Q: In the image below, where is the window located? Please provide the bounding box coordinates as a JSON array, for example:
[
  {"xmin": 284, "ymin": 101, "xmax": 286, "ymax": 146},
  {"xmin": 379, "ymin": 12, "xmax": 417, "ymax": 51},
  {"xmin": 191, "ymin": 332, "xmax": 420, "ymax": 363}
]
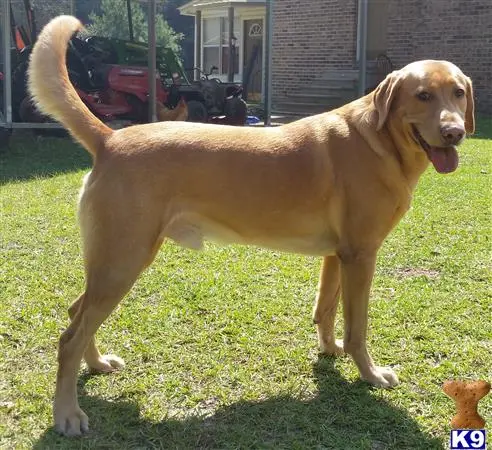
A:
[
  {"xmin": 221, "ymin": 18, "xmax": 240, "ymax": 75},
  {"xmin": 203, "ymin": 18, "xmax": 220, "ymax": 74},
  {"xmin": 202, "ymin": 17, "xmax": 240, "ymax": 76}
]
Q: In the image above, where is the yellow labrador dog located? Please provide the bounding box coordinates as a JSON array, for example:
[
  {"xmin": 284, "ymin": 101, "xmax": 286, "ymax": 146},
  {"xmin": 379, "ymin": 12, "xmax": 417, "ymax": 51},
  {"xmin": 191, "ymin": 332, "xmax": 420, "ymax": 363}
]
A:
[{"xmin": 28, "ymin": 16, "xmax": 474, "ymax": 436}]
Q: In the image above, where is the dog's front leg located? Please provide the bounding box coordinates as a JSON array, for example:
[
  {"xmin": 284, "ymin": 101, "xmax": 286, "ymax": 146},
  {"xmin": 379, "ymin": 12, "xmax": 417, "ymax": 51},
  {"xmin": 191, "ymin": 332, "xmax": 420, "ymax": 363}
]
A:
[
  {"xmin": 340, "ymin": 251, "xmax": 399, "ymax": 388},
  {"xmin": 313, "ymin": 256, "xmax": 344, "ymax": 356}
]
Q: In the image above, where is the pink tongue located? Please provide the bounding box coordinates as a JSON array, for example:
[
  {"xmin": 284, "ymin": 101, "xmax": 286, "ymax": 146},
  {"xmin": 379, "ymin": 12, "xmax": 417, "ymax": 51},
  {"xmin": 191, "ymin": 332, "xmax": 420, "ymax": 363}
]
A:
[{"xmin": 428, "ymin": 147, "xmax": 459, "ymax": 174}]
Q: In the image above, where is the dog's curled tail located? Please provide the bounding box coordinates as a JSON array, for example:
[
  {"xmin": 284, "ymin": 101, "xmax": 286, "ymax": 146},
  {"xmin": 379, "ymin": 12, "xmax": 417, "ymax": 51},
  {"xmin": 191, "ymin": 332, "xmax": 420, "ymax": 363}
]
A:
[{"xmin": 28, "ymin": 16, "xmax": 112, "ymax": 157}]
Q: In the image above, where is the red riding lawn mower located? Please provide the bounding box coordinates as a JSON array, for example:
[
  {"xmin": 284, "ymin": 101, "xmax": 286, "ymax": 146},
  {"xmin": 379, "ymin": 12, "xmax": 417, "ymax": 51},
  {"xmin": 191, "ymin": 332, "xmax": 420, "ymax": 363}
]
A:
[
  {"xmin": 1, "ymin": 0, "xmax": 247, "ymax": 132},
  {"xmin": 72, "ymin": 65, "xmax": 168, "ymax": 124},
  {"xmin": 1, "ymin": 0, "xmax": 172, "ymax": 128},
  {"xmin": 17, "ymin": 35, "xmax": 171, "ymax": 127}
]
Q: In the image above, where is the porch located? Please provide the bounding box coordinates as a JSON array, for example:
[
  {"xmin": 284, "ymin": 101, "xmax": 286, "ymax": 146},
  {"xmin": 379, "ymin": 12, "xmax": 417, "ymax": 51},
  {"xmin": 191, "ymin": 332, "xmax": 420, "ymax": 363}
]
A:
[
  {"xmin": 271, "ymin": 0, "xmax": 392, "ymax": 119},
  {"xmin": 179, "ymin": 0, "xmax": 266, "ymax": 102}
]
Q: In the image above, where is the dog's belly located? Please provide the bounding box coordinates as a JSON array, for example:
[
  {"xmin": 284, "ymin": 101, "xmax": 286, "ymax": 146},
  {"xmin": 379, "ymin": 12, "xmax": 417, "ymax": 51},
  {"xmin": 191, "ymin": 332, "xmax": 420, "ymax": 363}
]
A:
[
  {"xmin": 165, "ymin": 213, "xmax": 337, "ymax": 256},
  {"xmin": 247, "ymin": 235, "xmax": 337, "ymax": 256}
]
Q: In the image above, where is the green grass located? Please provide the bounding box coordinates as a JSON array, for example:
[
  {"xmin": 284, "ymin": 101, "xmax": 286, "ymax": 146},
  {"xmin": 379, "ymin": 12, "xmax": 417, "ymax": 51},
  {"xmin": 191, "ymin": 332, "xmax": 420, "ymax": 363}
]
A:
[{"xmin": 1, "ymin": 124, "xmax": 491, "ymax": 449}]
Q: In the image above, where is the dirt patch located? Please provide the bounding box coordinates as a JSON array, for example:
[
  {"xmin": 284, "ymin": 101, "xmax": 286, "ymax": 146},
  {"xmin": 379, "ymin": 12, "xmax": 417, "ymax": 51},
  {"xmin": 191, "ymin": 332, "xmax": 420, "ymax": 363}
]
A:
[{"xmin": 394, "ymin": 268, "xmax": 440, "ymax": 279}]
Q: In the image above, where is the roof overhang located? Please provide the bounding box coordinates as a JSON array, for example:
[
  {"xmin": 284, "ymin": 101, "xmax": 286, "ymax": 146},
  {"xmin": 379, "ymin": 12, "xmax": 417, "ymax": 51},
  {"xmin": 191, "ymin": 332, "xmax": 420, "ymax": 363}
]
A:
[{"xmin": 179, "ymin": 0, "xmax": 266, "ymax": 16}]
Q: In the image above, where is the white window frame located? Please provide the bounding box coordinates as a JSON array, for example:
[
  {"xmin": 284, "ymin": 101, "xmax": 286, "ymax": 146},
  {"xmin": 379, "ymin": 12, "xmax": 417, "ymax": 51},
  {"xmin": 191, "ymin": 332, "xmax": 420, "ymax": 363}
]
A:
[{"xmin": 200, "ymin": 8, "xmax": 266, "ymax": 84}]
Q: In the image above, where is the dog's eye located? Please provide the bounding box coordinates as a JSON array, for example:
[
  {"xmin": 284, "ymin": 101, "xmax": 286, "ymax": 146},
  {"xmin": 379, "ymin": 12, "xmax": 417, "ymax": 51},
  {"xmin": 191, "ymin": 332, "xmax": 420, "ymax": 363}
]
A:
[
  {"xmin": 455, "ymin": 88, "xmax": 465, "ymax": 98},
  {"xmin": 416, "ymin": 91, "xmax": 432, "ymax": 102}
]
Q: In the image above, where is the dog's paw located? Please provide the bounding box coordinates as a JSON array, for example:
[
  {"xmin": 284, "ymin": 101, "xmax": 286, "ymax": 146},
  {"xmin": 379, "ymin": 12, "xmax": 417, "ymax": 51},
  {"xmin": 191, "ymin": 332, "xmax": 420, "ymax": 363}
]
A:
[
  {"xmin": 88, "ymin": 354, "xmax": 125, "ymax": 373},
  {"xmin": 362, "ymin": 366, "xmax": 399, "ymax": 388},
  {"xmin": 54, "ymin": 405, "xmax": 89, "ymax": 436},
  {"xmin": 319, "ymin": 339, "xmax": 345, "ymax": 356}
]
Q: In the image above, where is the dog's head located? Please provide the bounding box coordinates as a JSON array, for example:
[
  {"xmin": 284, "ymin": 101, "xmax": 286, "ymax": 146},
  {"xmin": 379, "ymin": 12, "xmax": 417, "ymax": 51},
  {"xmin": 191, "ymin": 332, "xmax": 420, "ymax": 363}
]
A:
[{"xmin": 372, "ymin": 60, "xmax": 474, "ymax": 174}]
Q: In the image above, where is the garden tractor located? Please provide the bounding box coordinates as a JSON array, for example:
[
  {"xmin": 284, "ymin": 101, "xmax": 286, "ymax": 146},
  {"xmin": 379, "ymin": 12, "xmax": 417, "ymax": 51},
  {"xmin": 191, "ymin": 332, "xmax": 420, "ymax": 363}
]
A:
[{"xmin": 1, "ymin": 0, "xmax": 246, "ymax": 127}]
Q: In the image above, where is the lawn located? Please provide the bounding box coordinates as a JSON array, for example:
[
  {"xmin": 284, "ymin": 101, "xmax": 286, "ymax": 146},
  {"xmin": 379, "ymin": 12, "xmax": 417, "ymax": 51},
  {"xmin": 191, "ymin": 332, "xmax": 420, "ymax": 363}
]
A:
[{"xmin": 1, "ymin": 121, "xmax": 491, "ymax": 449}]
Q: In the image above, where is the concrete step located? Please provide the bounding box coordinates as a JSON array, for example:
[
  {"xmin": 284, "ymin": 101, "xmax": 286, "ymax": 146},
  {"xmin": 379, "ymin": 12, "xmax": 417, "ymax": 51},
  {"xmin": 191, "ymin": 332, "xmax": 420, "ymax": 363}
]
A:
[
  {"xmin": 268, "ymin": 114, "xmax": 305, "ymax": 124},
  {"xmin": 270, "ymin": 110, "xmax": 317, "ymax": 121},
  {"xmin": 271, "ymin": 109, "xmax": 308, "ymax": 117},
  {"xmin": 272, "ymin": 69, "xmax": 361, "ymax": 118},
  {"xmin": 274, "ymin": 101, "xmax": 334, "ymax": 110},
  {"xmin": 286, "ymin": 92, "xmax": 356, "ymax": 105},
  {"xmin": 272, "ymin": 102, "xmax": 340, "ymax": 117},
  {"xmin": 316, "ymin": 70, "xmax": 359, "ymax": 82},
  {"xmin": 305, "ymin": 82, "xmax": 357, "ymax": 91},
  {"xmin": 275, "ymin": 96, "xmax": 349, "ymax": 110},
  {"xmin": 287, "ymin": 92, "xmax": 339, "ymax": 100}
]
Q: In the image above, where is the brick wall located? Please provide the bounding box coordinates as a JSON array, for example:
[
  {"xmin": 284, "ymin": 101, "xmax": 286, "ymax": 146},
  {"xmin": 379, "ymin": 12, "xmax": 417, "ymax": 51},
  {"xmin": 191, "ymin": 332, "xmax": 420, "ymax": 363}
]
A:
[
  {"xmin": 272, "ymin": 0, "xmax": 491, "ymax": 114},
  {"xmin": 386, "ymin": 0, "xmax": 492, "ymax": 114},
  {"xmin": 271, "ymin": 0, "xmax": 357, "ymax": 101}
]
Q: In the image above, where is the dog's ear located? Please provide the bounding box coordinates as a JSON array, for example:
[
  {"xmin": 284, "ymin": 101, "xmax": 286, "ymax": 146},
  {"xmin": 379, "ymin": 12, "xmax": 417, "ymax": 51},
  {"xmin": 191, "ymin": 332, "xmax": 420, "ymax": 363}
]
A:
[
  {"xmin": 373, "ymin": 71, "xmax": 403, "ymax": 131},
  {"xmin": 464, "ymin": 76, "xmax": 475, "ymax": 135}
]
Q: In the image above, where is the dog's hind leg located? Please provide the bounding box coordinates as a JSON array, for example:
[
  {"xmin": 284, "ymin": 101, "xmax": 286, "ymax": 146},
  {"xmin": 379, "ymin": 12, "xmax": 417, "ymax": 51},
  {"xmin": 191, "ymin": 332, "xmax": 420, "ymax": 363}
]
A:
[
  {"xmin": 68, "ymin": 294, "xmax": 125, "ymax": 373},
  {"xmin": 313, "ymin": 256, "xmax": 344, "ymax": 356},
  {"xmin": 67, "ymin": 235, "xmax": 164, "ymax": 373},
  {"xmin": 54, "ymin": 230, "xmax": 163, "ymax": 436}
]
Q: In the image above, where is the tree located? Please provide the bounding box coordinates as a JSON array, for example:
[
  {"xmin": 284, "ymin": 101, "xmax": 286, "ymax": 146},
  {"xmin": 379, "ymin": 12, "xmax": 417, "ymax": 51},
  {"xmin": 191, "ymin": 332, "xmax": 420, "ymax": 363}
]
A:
[
  {"xmin": 85, "ymin": 0, "xmax": 182, "ymax": 54},
  {"xmin": 161, "ymin": 0, "xmax": 195, "ymax": 68}
]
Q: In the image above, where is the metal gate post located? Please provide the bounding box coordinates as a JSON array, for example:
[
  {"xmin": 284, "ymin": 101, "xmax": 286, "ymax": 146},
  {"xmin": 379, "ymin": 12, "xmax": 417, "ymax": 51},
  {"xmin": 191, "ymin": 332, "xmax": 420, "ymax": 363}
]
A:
[
  {"xmin": 3, "ymin": 0, "xmax": 12, "ymax": 126},
  {"xmin": 263, "ymin": 0, "xmax": 273, "ymax": 126},
  {"xmin": 148, "ymin": 0, "xmax": 157, "ymax": 122}
]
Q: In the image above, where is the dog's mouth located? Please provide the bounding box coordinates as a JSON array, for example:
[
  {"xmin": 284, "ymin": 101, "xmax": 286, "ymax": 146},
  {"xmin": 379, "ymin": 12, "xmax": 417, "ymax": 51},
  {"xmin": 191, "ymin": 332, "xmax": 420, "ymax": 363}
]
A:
[{"xmin": 412, "ymin": 125, "xmax": 459, "ymax": 174}]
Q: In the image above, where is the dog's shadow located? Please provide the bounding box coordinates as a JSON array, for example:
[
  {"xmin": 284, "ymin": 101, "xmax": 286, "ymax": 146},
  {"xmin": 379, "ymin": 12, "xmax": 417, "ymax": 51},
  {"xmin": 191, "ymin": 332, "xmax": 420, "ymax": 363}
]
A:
[
  {"xmin": 0, "ymin": 133, "xmax": 89, "ymax": 185},
  {"xmin": 33, "ymin": 357, "xmax": 443, "ymax": 449}
]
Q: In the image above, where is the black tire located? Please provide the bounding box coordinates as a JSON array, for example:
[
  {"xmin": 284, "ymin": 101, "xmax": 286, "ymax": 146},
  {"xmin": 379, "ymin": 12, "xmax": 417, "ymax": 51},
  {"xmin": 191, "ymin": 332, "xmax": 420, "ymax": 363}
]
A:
[
  {"xmin": 0, "ymin": 81, "xmax": 11, "ymax": 149},
  {"xmin": 186, "ymin": 100, "xmax": 208, "ymax": 122},
  {"xmin": 18, "ymin": 96, "xmax": 46, "ymax": 123},
  {"xmin": 0, "ymin": 127, "xmax": 11, "ymax": 149},
  {"xmin": 125, "ymin": 94, "xmax": 147, "ymax": 123},
  {"xmin": 12, "ymin": 61, "xmax": 29, "ymax": 121},
  {"xmin": 224, "ymin": 97, "xmax": 247, "ymax": 125}
]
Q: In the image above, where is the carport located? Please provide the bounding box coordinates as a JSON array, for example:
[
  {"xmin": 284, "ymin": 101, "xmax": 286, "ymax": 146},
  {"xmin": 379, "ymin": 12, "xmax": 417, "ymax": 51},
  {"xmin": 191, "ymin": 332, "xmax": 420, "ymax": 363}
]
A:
[
  {"xmin": 0, "ymin": 0, "xmax": 368, "ymax": 133},
  {"xmin": 0, "ymin": 0, "xmax": 161, "ymax": 135}
]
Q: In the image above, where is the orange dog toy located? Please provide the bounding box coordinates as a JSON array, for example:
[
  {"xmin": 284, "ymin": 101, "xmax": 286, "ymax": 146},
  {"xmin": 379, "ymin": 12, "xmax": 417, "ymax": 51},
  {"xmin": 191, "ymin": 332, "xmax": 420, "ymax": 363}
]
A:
[{"xmin": 443, "ymin": 380, "xmax": 491, "ymax": 429}]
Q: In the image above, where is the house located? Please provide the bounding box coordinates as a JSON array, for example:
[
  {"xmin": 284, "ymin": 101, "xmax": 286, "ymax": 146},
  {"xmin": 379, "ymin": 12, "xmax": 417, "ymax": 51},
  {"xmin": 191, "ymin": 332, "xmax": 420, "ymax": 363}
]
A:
[
  {"xmin": 179, "ymin": 0, "xmax": 267, "ymax": 102},
  {"xmin": 272, "ymin": 0, "xmax": 491, "ymax": 116},
  {"xmin": 181, "ymin": 0, "xmax": 491, "ymax": 115}
]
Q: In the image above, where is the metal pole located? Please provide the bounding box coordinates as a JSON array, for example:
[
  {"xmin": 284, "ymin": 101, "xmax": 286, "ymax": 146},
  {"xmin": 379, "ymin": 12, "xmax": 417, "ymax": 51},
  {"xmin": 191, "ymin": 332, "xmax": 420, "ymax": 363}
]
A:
[
  {"xmin": 264, "ymin": 0, "xmax": 273, "ymax": 126},
  {"xmin": 148, "ymin": 0, "xmax": 157, "ymax": 122},
  {"xmin": 127, "ymin": 0, "xmax": 134, "ymax": 41},
  {"xmin": 227, "ymin": 6, "xmax": 234, "ymax": 83},
  {"xmin": 357, "ymin": 0, "xmax": 368, "ymax": 97},
  {"xmin": 194, "ymin": 10, "xmax": 202, "ymax": 81},
  {"xmin": 3, "ymin": 0, "xmax": 12, "ymax": 126}
]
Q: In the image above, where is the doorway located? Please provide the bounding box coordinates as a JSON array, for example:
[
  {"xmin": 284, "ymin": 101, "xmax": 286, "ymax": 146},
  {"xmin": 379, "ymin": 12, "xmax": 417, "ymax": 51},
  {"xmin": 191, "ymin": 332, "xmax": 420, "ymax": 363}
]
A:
[{"xmin": 242, "ymin": 19, "xmax": 263, "ymax": 101}]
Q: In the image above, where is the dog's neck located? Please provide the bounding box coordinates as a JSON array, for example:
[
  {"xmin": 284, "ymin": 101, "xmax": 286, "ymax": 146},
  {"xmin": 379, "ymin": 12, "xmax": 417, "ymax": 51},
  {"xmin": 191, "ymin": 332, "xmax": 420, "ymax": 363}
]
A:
[
  {"xmin": 346, "ymin": 97, "xmax": 427, "ymax": 196},
  {"xmin": 385, "ymin": 115, "xmax": 430, "ymax": 190}
]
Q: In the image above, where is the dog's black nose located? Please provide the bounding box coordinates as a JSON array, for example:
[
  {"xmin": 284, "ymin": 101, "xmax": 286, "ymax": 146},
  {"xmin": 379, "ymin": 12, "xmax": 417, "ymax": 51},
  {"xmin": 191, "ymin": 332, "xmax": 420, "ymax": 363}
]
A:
[{"xmin": 440, "ymin": 124, "xmax": 465, "ymax": 145}]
